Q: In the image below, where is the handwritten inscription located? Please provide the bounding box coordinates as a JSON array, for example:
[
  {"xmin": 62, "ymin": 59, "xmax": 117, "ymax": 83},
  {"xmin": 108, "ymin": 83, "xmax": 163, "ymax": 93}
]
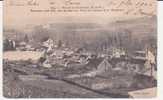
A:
[
  {"xmin": 9, "ymin": 0, "xmax": 39, "ymax": 6},
  {"xmin": 8, "ymin": 0, "xmax": 156, "ymax": 16},
  {"xmin": 27, "ymin": 0, "xmax": 39, "ymax": 6},
  {"xmin": 65, "ymin": 0, "xmax": 81, "ymax": 6}
]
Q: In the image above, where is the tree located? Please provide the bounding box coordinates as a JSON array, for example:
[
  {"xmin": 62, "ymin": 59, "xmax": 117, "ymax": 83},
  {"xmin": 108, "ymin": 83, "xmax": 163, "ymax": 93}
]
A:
[
  {"xmin": 24, "ymin": 34, "xmax": 29, "ymax": 43},
  {"xmin": 58, "ymin": 40, "xmax": 62, "ymax": 48}
]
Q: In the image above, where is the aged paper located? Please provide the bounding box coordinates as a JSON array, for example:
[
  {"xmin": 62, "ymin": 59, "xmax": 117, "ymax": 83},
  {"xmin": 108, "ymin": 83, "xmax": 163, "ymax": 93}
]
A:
[{"xmin": 3, "ymin": 0, "xmax": 157, "ymax": 98}]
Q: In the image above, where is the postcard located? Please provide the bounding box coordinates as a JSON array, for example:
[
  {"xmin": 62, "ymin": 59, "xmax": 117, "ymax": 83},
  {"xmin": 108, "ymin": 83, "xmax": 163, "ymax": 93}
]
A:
[{"xmin": 3, "ymin": 0, "xmax": 157, "ymax": 98}]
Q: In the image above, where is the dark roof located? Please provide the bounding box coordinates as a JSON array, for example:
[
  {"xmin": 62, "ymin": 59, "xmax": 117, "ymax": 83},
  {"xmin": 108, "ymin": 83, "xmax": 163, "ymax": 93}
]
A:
[
  {"xmin": 87, "ymin": 58, "xmax": 104, "ymax": 69},
  {"xmin": 109, "ymin": 57, "xmax": 146, "ymax": 66},
  {"xmin": 62, "ymin": 58, "xmax": 105, "ymax": 75}
]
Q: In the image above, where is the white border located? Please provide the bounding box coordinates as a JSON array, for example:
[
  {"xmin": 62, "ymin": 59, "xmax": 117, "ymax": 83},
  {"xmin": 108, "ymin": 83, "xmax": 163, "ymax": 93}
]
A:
[
  {"xmin": 0, "ymin": 1, "xmax": 3, "ymax": 99},
  {"xmin": 0, "ymin": 1, "xmax": 163, "ymax": 100},
  {"xmin": 157, "ymin": 1, "xmax": 163, "ymax": 100}
]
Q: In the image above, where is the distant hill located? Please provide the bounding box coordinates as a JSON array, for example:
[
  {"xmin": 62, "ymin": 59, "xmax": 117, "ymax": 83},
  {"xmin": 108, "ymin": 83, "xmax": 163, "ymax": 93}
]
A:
[
  {"xmin": 109, "ymin": 16, "xmax": 157, "ymax": 38},
  {"xmin": 4, "ymin": 16, "xmax": 157, "ymax": 50}
]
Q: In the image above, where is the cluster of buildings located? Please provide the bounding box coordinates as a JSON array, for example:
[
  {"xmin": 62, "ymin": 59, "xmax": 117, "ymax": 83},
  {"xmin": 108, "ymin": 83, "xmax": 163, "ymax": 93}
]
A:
[
  {"xmin": 3, "ymin": 36, "xmax": 157, "ymax": 98},
  {"xmin": 3, "ymin": 36, "xmax": 157, "ymax": 79}
]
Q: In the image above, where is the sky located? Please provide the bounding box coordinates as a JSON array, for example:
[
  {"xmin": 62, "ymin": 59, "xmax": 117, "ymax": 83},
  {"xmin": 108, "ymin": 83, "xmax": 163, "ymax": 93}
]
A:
[{"xmin": 4, "ymin": 0, "xmax": 157, "ymax": 29}]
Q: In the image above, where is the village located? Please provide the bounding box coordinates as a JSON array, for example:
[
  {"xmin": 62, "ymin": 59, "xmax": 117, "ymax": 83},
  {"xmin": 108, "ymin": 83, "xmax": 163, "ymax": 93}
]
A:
[{"xmin": 3, "ymin": 32, "xmax": 157, "ymax": 98}]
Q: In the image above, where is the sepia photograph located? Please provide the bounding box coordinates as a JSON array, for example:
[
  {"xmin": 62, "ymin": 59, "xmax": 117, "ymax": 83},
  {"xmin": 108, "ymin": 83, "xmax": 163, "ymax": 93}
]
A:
[{"xmin": 3, "ymin": 0, "xmax": 157, "ymax": 98}]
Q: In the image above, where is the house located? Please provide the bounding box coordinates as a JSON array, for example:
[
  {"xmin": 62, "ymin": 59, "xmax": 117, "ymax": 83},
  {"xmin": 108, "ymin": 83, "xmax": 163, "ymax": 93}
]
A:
[
  {"xmin": 146, "ymin": 50, "xmax": 156, "ymax": 65},
  {"xmin": 83, "ymin": 58, "xmax": 112, "ymax": 77},
  {"xmin": 50, "ymin": 50, "xmax": 64, "ymax": 59},
  {"xmin": 42, "ymin": 38, "xmax": 54, "ymax": 48},
  {"xmin": 132, "ymin": 51, "xmax": 146, "ymax": 61},
  {"xmin": 97, "ymin": 58, "xmax": 112, "ymax": 73},
  {"xmin": 42, "ymin": 59, "xmax": 52, "ymax": 68},
  {"xmin": 3, "ymin": 38, "xmax": 16, "ymax": 51},
  {"xmin": 111, "ymin": 48, "xmax": 126, "ymax": 58},
  {"xmin": 42, "ymin": 38, "xmax": 55, "ymax": 52},
  {"xmin": 131, "ymin": 50, "xmax": 156, "ymax": 78},
  {"xmin": 79, "ymin": 55, "xmax": 89, "ymax": 64},
  {"xmin": 65, "ymin": 57, "xmax": 113, "ymax": 78}
]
